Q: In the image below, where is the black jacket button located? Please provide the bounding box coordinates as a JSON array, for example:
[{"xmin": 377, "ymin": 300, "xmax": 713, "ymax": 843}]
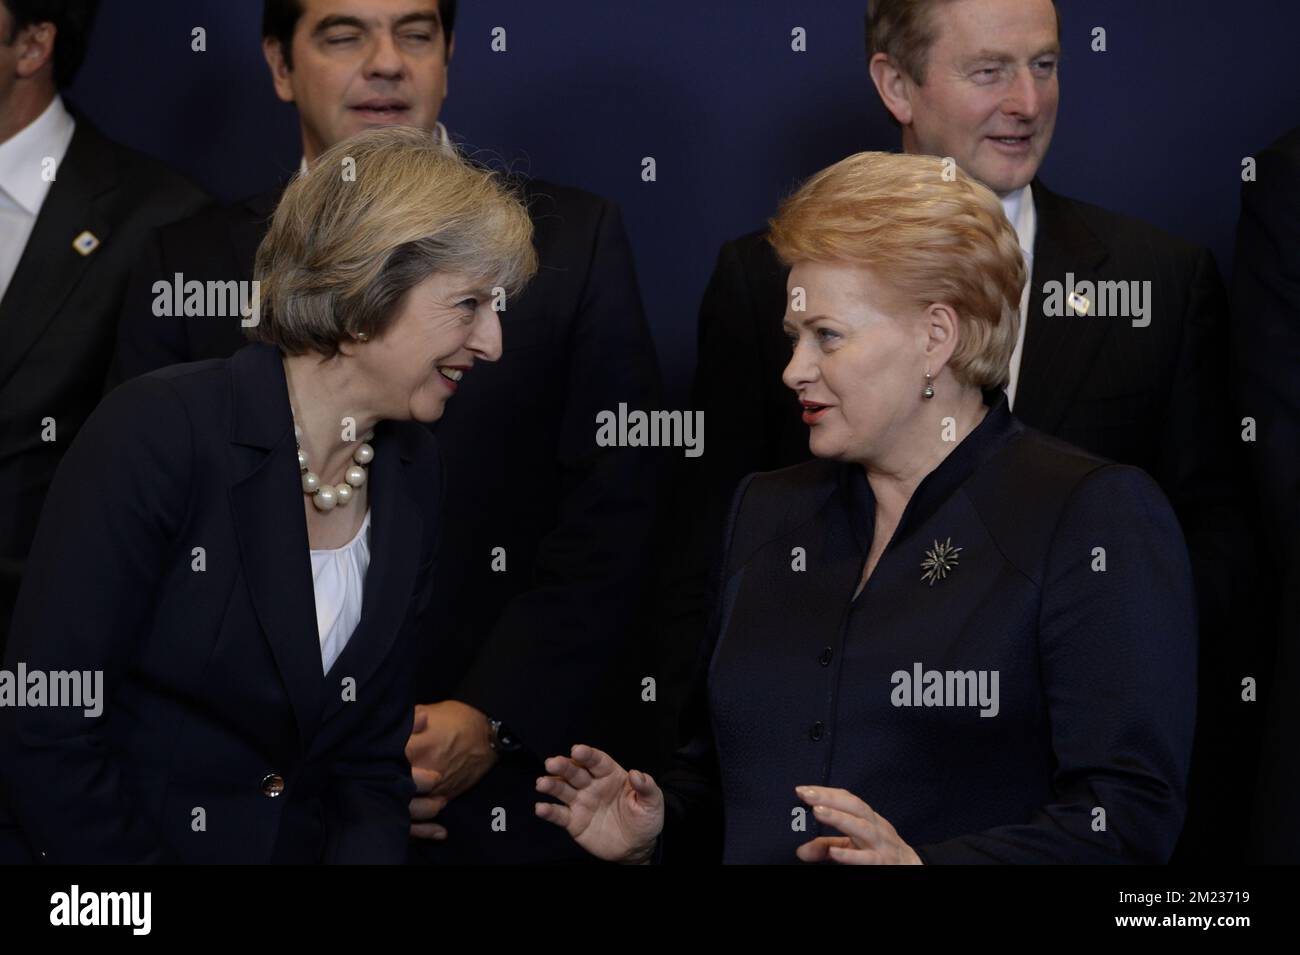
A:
[
  {"xmin": 810, "ymin": 721, "xmax": 825, "ymax": 741},
  {"xmin": 261, "ymin": 773, "xmax": 285, "ymax": 798},
  {"xmin": 819, "ymin": 646, "xmax": 833, "ymax": 666}
]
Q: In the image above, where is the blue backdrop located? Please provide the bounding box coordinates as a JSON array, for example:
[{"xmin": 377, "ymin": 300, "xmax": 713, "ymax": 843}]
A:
[{"xmin": 69, "ymin": 0, "xmax": 1300, "ymax": 402}]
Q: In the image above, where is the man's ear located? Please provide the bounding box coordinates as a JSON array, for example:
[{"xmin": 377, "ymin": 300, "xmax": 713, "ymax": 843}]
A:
[
  {"xmin": 262, "ymin": 37, "xmax": 296, "ymax": 104},
  {"xmin": 868, "ymin": 52, "xmax": 914, "ymax": 127},
  {"xmin": 14, "ymin": 20, "xmax": 57, "ymax": 81}
]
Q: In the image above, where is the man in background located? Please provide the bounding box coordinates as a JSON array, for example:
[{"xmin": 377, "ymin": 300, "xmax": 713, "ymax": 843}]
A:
[
  {"xmin": 1233, "ymin": 126, "xmax": 1300, "ymax": 863},
  {"xmin": 0, "ymin": 0, "xmax": 208, "ymax": 660}
]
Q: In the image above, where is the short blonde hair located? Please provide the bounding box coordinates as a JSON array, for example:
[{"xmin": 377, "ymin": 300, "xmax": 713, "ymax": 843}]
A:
[
  {"xmin": 252, "ymin": 125, "xmax": 538, "ymax": 357},
  {"xmin": 768, "ymin": 151, "xmax": 1026, "ymax": 390}
]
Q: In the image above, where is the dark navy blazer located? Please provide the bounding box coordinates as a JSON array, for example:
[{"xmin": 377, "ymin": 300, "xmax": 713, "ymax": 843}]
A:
[
  {"xmin": 661, "ymin": 392, "xmax": 1198, "ymax": 864},
  {"xmin": 0, "ymin": 343, "xmax": 442, "ymax": 863}
]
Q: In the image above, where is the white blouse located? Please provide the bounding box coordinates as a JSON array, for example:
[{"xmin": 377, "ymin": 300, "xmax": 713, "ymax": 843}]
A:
[{"xmin": 310, "ymin": 509, "xmax": 371, "ymax": 674}]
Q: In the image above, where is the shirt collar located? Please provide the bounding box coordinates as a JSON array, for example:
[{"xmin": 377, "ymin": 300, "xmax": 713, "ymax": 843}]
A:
[
  {"xmin": 1000, "ymin": 182, "xmax": 1037, "ymax": 262},
  {"xmin": 297, "ymin": 120, "xmax": 450, "ymax": 176},
  {"xmin": 0, "ymin": 95, "xmax": 76, "ymax": 214},
  {"xmin": 840, "ymin": 389, "xmax": 1021, "ymax": 555}
]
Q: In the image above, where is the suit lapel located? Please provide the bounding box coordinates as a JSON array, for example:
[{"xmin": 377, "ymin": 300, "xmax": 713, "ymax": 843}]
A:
[
  {"xmin": 1015, "ymin": 180, "xmax": 1112, "ymax": 434},
  {"xmin": 320, "ymin": 421, "xmax": 423, "ymax": 723},
  {"xmin": 226, "ymin": 344, "xmax": 326, "ymax": 743},
  {"xmin": 0, "ymin": 120, "xmax": 114, "ymax": 390}
]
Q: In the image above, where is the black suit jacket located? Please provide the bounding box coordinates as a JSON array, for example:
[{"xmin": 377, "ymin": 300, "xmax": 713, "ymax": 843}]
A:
[
  {"xmin": 660, "ymin": 393, "xmax": 1197, "ymax": 864},
  {"xmin": 111, "ymin": 178, "xmax": 663, "ymax": 863},
  {"xmin": 675, "ymin": 178, "xmax": 1255, "ymax": 860},
  {"xmin": 1232, "ymin": 126, "xmax": 1300, "ymax": 862},
  {"xmin": 0, "ymin": 343, "xmax": 443, "ymax": 863},
  {"xmin": 0, "ymin": 116, "xmax": 209, "ymax": 657}
]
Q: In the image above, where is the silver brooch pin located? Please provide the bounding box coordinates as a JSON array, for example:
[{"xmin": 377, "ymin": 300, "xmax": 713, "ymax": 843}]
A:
[{"xmin": 921, "ymin": 537, "xmax": 962, "ymax": 586}]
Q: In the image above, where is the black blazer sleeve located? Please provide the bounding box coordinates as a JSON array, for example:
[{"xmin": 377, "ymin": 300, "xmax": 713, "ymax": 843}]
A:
[
  {"xmin": 450, "ymin": 201, "xmax": 662, "ymax": 758},
  {"xmin": 1232, "ymin": 130, "xmax": 1300, "ymax": 861},
  {"xmin": 1233, "ymin": 134, "xmax": 1300, "ymax": 559},
  {"xmin": 1159, "ymin": 249, "xmax": 1253, "ymax": 639},
  {"xmin": 916, "ymin": 466, "xmax": 1198, "ymax": 864},
  {"xmin": 324, "ymin": 672, "xmax": 417, "ymax": 863},
  {"xmin": 0, "ymin": 377, "xmax": 192, "ymax": 863}
]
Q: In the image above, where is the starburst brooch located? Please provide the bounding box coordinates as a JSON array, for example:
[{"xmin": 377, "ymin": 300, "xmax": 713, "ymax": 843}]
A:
[{"xmin": 920, "ymin": 537, "xmax": 962, "ymax": 586}]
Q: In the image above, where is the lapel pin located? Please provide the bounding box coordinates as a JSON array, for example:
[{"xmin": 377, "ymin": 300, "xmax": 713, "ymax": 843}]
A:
[
  {"xmin": 1067, "ymin": 290, "xmax": 1091, "ymax": 315},
  {"xmin": 921, "ymin": 537, "xmax": 962, "ymax": 586},
  {"xmin": 72, "ymin": 230, "xmax": 100, "ymax": 256}
]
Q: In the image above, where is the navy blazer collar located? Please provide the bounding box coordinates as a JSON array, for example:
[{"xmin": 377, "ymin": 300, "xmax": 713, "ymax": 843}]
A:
[
  {"xmin": 226, "ymin": 343, "xmax": 425, "ymax": 741},
  {"xmin": 841, "ymin": 389, "xmax": 1021, "ymax": 555}
]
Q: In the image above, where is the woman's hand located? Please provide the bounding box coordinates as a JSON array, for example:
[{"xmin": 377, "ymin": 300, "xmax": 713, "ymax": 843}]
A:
[
  {"xmin": 535, "ymin": 744, "xmax": 664, "ymax": 864},
  {"xmin": 794, "ymin": 786, "xmax": 923, "ymax": 865}
]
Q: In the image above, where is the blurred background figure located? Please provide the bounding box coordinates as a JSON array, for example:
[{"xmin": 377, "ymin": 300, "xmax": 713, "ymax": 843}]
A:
[
  {"xmin": 1232, "ymin": 125, "xmax": 1300, "ymax": 863},
  {"xmin": 0, "ymin": 0, "xmax": 207, "ymax": 658}
]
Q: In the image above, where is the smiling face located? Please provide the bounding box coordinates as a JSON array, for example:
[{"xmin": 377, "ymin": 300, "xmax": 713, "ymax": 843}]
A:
[
  {"xmin": 782, "ymin": 262, "xmax": 939, "ymax": 465},
  {"xmin": 352, "ymin": 269, "xmax": 502, "ymax": 423},
  {"xmin": 875, "ymin": 0, "xmax": 1060, "ymax": 196},
  {"xmin": 265, "ymin": 0, "xmax": 452, "ymax": 163}
]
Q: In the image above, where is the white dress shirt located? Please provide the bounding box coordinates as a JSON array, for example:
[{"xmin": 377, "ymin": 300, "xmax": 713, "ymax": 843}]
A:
[
  {"xmin": 1000, "ymin": 183, "xmax": 1038, "ymax": 409},
  {"xmin": 310, "ymin": 508, "xmax": 371, "ymax": 674},
  {"xmin": 0, "ymin": 95, "xmax": 76, "ymax": 303}
]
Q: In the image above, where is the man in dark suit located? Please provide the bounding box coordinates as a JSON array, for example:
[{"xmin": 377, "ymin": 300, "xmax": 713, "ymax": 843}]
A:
[
  {"xmin": 0, "ymin": 0, "xmax": 209, "ymax": 659},
  {"xmin": 674, "ymin": 0, "xmax": 1254, "ymax": 861},
  {"xmin": 1232, "ymin": 126, "xmax": 1300, "ymax": 863},
  {"xmin": 112, "ymin": 0, "xmax": 662, "ymax": 864}
]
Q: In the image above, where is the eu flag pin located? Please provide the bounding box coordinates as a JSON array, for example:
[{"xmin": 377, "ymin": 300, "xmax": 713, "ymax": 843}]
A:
[
  {"xmin": 72, "ymin": 231, "xmax": 100, "ymax": 256},
  {"xmin": 1067, "ymin": 291, "xmax": 1091, "ymax": 315}
]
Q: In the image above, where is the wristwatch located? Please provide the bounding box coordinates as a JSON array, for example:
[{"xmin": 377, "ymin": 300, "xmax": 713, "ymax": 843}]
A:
[{"xmin": 487, "ymin": 717, "xmax": 521, "ymax": 753}]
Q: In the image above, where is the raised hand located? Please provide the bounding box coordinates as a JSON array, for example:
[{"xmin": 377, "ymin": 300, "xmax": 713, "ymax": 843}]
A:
[{"xmin": 534, "ymin": 744, "xmax": 664, "ymax": 863}]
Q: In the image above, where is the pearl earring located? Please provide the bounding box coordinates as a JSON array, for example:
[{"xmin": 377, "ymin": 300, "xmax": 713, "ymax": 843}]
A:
[{"xmin": 922, "ymin": 370, "xmax": 935, "ymax": 400}]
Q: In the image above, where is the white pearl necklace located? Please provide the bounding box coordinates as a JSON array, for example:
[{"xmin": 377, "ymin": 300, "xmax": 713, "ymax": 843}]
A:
[{"xmin": 295, "ymin": 423, "xmax": 374, "ymax": 512}]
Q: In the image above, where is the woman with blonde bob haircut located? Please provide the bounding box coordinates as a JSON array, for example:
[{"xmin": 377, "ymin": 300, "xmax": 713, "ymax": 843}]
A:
[
  {"xmin": 537, "ymin": 152, "xmax": 1199, "ymax": 866},
  {"xmin": 0, "ymin": 126, "xmax": 537, "ymax": 863}
]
